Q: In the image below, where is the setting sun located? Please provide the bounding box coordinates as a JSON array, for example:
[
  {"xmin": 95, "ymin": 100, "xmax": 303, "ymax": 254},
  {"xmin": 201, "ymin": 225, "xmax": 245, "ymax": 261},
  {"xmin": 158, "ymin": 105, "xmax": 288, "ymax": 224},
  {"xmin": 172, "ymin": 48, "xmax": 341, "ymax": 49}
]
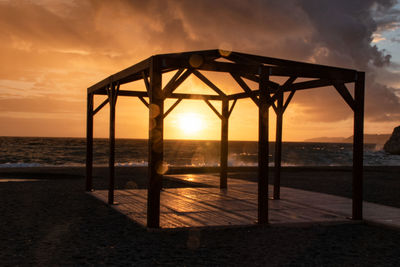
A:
[{"xmin": 178, "ymin": 113, "xmax": 204, "ymax": 134}]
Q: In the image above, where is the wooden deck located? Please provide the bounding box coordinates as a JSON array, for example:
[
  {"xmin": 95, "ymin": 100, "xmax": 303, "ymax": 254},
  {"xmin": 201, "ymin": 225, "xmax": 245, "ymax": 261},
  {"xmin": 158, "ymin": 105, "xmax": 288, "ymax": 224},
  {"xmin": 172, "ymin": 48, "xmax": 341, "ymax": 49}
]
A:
[{"xmin": 90, "ymin": 174, "xmax": 350, "ymax": 228}]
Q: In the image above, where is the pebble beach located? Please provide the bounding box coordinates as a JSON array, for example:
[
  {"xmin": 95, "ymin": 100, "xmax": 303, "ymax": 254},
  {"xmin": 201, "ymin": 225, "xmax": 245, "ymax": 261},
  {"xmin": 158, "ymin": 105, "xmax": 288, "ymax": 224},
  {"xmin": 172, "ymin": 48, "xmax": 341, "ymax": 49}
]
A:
[{"xmin": 1, "ymin": 166, "xmax": 399, "ymax": 266}]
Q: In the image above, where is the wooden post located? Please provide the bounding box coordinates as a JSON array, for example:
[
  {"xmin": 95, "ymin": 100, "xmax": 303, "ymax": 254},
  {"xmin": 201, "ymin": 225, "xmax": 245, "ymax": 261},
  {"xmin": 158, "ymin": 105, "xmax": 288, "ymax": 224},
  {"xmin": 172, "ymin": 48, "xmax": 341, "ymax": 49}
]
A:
[
  {"xmin": 352, "ymin": 72, "xmax": 364, "ymax": 220},
  {"xmin": 273, "ymin": 92, "xmax": 283, "ymax": 199},
  {"xmin": 86, "ymin": 92, "xmax": 94, "ymax": 192},
  {"xmin": 108, "ymin": 84, "xmax": 116, "ymax": 205},
  {"xmin": 220, "ymin": 99, "xmax": 229, "ymax": 189},
  {"xmin": 258, "ymin": 67, "xmax": 269, "ymax": 224},
  {"xmin": 147, "ymin": 56, "xmax": 164, "ymax": 228}
]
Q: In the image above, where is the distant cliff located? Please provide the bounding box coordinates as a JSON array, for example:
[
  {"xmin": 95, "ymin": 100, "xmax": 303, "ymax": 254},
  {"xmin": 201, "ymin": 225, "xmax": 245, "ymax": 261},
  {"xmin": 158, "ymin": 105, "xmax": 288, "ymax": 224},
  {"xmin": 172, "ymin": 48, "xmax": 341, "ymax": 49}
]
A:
[
  {"xmin": 305, "ymin": 134, "xmax": 391, "ymax": 144},
  {"xmin": 384, "ymin": 126, "xmax": 400, "ymax": 155}
]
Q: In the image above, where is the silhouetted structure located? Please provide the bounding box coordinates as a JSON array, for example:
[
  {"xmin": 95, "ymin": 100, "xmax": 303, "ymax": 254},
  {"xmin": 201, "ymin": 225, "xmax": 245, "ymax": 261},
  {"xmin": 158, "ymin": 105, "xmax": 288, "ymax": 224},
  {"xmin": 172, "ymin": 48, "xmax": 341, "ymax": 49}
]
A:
[{"xmin": 86, "ymin": 50, "xmax": 365, "ymax": 228}]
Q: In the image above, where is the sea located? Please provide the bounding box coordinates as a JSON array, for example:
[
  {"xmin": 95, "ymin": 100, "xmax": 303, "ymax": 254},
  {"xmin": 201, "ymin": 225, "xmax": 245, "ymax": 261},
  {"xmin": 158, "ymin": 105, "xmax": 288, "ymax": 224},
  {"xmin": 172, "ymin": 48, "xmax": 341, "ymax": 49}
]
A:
[{"xmin": 0, "ymin": 136, "xmax": 399, "ymax": 168}]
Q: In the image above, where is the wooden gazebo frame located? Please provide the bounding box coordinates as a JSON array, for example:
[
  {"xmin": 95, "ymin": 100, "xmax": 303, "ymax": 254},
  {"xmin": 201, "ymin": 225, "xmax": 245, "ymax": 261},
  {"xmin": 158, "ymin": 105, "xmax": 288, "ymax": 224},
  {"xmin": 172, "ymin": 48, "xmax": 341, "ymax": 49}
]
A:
[{"xmin": 86, "ymin": 49, "xmax": 365, "ymax": 228}]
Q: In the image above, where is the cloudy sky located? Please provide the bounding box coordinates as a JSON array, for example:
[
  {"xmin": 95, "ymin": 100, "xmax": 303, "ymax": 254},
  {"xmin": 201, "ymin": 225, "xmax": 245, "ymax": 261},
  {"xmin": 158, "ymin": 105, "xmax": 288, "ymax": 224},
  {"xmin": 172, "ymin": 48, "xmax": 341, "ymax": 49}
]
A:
[{"xmin": 0, "ymin": 0, "xmax": 399, "ymax": 141}]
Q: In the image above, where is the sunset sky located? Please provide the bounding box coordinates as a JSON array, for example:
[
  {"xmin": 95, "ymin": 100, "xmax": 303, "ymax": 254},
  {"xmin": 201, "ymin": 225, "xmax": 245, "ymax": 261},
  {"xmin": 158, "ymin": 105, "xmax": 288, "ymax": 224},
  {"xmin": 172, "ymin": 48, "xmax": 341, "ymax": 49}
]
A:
[{"xmin": 0, "ymin": 0, "xmax": 399, "ymax": 141}]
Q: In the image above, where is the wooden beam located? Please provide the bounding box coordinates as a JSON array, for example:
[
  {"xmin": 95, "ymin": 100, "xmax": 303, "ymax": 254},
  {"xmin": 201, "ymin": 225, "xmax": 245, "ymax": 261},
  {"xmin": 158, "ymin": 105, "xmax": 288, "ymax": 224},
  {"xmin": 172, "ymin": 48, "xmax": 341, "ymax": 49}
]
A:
[
  {"xmin": 226, "ymin": 51, "xmax": 358, "ymax": 81},
  {"xmin": 268, "ymin": 76, "xmax": 296, "ymax": 109},
  {"xmin": 86, "ymin": 93, "xmax": 94, "ymax": 192},
  {"xmin": 142, "ymin": 71, "xmax": 150, "ymax": 93},
  {"xmin": 108, "ymin": 83, "xmax": 119, "ymax": 205},
  {"xmin": 238, "ymin": 73, "xmax": 282, "ymax": 91},
  {"xmin": 273, "ymin": 92, "xmax": 284, "ymax": 200},
  {"xmin": 163, "ymin": 69, "xmax": 192, "ymax": 98},
  {"xmin": 170, "ymin": 93, "xmax": 222, "ymax": 101},
  {"xmin": 352, "ymin": 72, "xmax": 365, "ymax": 220},
  {"xmin": 159, "ymin": 49, "xmax": 220, "ymax": 65},
  {"xmin": 229, "ymin": 91, "xmax": 258, "ymax": 100},
  {"xmin": 240, "ymin": 73, "xmax": 260, "ymax": 83},
  {"xmin": 231, "ymin": 73, "xmax": 259, "ymax": 106},
  {"xmin": 204, "ymin": 99, "xmax": 222, "ymax": 119},
  {"xmin": 162, "ymin": 68, "xmax": 184, "ymax": 95},
  {"xmin": 282, "ymin": 90, "xmax": 295, "ymax": 113},
  {"xmin": 98, "ymin": 90, "xmax": 148, "ymax": 98},
  {"xmin": 270, "ymin": 101, "xmax": 278, "ymax": 114},
  {"xmin": 228, "ymin": 99, "xmax": 237, "ymax": 118},
  {"xmin": 290, "ymin": 79, "xmax": 332, "ymax": 91},
  {"xmin": 270, "ymin": 66, "xmax": 356, "ymax": 80},
  {"xmin": 163, "ymin": 57, "xmax": 261, "ymax": 75},
  {"xmin": 97, "ymin": 89, "xmax": 223, "ymax": 101},
  {"xmin": 333, "ymin": 82, "xmax": 355, "ymax": 111},
  {"xmin": 93, "ymin": 98, "xmax": 109, "ymax": 116},
  {"xmin": 88, "ymin": 57, "xmax": 150, "ymax": 94},
  {"xmin": 220, "ymin": 99, "xmax": 229, "ymax": 189},
  {"xmin": 258, "ymin": 67, "xmax": 270, "ymax": 224},
  {"xmin": 147, "ymin": 57, "xmax": 164, "ymax": 228},
  {"xmin": 138, "ymin": 96, "xmax": 149, "ymax": 107},
  {"xmin": 163, "ymin": 98, "xmax": 182, "ymax": 119},
  {"xmin": 192, "ymin": 69, "xmax": 226, "ymax": 97}
]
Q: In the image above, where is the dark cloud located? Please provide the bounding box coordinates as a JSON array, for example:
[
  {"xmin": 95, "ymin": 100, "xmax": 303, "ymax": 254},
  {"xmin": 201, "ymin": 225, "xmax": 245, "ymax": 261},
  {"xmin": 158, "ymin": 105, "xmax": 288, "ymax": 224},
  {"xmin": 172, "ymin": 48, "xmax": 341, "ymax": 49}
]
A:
[{"xmin": 0, "ymin": 0, "xmax": 399, "ymax": 137}]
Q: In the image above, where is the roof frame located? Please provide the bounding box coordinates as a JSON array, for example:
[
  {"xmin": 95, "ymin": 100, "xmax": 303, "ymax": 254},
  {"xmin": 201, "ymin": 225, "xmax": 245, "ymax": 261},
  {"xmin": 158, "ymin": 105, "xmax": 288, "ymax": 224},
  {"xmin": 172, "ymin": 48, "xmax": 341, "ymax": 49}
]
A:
[{"xmin": 85, "ymin": 49, "xmax": 365, "ymax": 229}]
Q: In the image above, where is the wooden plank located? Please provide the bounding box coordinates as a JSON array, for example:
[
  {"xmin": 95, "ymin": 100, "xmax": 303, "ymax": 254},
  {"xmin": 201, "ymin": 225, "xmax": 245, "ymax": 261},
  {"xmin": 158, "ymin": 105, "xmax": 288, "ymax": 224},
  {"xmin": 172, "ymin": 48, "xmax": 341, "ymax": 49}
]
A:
[
  {"xmin": 220, "ymin": 99, "xmax": 229, "ymax": 189},
  {"xmin": 352, "ymin": 72, "xmax": 365, "ymax": 220},
  {"xmin": 147, "ymin": 57, "xmax": 164, "ymax": 228},
  {"xmin": 88, "ymin": 57, "xmax": 151, "ymax": 94},
  {"xmin": 333, "ymin": 82, "xmax": 355, "ymax": 111},
  {"xmin": 204, "ymin": 99, "xmax": 222, "ymax": 119},
  {"xmin": 86, "ymin": 93, "xmax": 93, "ymax": 192},
  {"xmin": 93, "ymin": 98, "xmax": 109, "ymax": 116},
  {"xmin": 273, "ymin": 92, "xmax": 284, "ymax": 200},
  {"xmin": 192, "ymin": 69, "xmax": 227, "ymax": 97},
  {"xmin": 163, "ymin": 98, "xmax": 182, "ymax": 119},
  {"xmin": 258, "ymin": 67, "xmax": 270, "ymax": 224}
]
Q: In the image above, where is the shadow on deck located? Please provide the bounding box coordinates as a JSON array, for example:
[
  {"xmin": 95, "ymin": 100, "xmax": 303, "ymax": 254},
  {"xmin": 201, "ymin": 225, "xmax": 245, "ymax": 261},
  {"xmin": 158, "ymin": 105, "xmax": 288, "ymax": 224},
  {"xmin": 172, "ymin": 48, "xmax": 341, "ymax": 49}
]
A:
[{"xmin": 89, "ymin": 174, "xmax": 380, "ymax": 229}]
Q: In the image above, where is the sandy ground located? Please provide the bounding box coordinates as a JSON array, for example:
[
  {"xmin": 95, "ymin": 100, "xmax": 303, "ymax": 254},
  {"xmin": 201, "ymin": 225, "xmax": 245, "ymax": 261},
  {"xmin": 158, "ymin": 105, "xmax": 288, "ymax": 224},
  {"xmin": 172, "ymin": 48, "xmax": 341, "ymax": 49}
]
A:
[{"xmin": 1, "ymin": 166, "xmax": 399, "ymax": 266}]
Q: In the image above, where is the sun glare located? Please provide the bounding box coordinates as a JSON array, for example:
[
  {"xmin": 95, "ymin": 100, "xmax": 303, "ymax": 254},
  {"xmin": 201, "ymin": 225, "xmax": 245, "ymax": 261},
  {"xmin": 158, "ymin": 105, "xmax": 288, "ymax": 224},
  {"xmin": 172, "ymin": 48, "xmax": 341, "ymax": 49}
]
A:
[{"xmin": 178, "ymin": 113, "xmax": 204, "ymax": 134}]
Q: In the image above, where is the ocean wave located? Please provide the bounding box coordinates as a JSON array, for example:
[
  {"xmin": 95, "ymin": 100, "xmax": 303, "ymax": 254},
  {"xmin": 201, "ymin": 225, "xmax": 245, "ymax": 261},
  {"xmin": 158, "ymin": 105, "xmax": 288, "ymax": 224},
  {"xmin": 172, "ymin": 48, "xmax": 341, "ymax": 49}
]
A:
[{"xmin": 0, "ymin": 162, "xmax": 44, "ymax": 168}]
